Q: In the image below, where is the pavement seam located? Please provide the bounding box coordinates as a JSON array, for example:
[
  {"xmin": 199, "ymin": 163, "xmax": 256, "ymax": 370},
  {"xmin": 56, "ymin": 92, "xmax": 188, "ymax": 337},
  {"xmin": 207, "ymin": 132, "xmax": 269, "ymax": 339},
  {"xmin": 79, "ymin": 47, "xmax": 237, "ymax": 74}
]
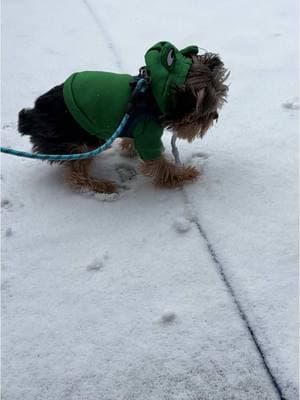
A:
[
  {"xmin": 182, "ymin": 189, "xmax": 286, "ymax": 400},
  {"xmin": 82, "ymin": 0, "xmax": 124, "ymax": 72},
  {"xmin": 72, "ymin": 3, "xmax": 287, "ymax": 398}
]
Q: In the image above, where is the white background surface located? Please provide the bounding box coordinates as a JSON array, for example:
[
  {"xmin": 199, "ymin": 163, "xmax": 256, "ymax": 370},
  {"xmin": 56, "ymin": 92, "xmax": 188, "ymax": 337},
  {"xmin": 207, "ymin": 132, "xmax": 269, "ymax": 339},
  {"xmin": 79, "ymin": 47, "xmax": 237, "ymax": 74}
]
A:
[{"xmin": 1, "ymin": 0, "xmax": 298, "ymax": 399}]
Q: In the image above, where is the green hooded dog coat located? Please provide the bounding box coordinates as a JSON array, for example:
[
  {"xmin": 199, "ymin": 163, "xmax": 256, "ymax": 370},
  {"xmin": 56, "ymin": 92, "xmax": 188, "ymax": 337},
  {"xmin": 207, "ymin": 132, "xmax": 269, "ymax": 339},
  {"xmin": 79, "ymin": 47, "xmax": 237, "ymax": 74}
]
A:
[{"xmin": 63, "ymin": 42, "xmax": 198, "ymax": 160}]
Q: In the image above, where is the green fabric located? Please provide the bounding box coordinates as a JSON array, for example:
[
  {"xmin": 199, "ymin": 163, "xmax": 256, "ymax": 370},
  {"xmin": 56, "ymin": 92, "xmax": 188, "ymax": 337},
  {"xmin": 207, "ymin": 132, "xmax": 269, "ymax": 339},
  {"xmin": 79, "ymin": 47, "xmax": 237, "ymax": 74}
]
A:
[
  {"xmin": 63, "ymin": 42, "xmax": 198, "ymax": 160},
  {"xmin": 144, "ymin": 41, "xmax": 198, "ymax": 113},
  {"xmin": 132, "ymin": 118, "xmax": 163, "ymax": 160},
  {"xmin": 180, "ymin": 45, "xmax": 199, "ymax": 57},
  {"xmin": 63, "ymin": 71, "xmax": 163, "ymax": 160},
  {"xmin": 63, "ymin": 71, "xmax": 132, "ymax": 138}
]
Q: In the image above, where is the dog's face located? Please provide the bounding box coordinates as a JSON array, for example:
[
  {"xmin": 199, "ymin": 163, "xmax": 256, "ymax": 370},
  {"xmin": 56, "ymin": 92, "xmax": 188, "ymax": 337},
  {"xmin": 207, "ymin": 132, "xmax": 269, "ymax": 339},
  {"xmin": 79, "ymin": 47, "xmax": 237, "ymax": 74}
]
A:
[{"xmin": 163, "ymin": 53, "xmax": 229, "ymax": 141}]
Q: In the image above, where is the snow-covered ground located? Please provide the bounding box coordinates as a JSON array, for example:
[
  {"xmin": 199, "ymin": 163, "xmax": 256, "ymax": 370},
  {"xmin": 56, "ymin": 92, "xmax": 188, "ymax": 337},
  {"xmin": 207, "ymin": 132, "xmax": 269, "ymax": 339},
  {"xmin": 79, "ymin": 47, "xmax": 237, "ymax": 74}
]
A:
[{"xmin": 1, "ymin": 0, "xmax": 299, "ymax": 399}]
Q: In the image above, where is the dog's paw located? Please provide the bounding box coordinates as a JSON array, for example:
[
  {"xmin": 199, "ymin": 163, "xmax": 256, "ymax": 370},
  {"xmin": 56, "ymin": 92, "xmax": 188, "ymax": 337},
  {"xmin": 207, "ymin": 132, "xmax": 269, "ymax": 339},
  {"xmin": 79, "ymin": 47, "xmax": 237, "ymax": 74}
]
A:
[
  {"xmin": 181, "ymin": 165, "xmax": 200, "ymax": 181},
  {"xmin": 156, "ymin": 166, "xmax": 199, "ymax": 188},
  {"xmin": 119, "ymin": 139, "xmax": 137, "ymax": 158},
  {"xmin": 88, "ymin": 179, "xmax": 117, "ymax": 194},
  {"xmin": 119, "ymin": 148, "xmax": 137, "ymax": 158},
  {"xmin": 98, "ymin": 180, "xmax": 117, "ymax": 194}
]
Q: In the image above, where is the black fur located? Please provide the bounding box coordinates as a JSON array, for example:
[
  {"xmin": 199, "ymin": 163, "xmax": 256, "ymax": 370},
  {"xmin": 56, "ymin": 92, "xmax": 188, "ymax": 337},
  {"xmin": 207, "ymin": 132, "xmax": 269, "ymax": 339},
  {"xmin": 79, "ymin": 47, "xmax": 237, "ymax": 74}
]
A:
[{"xmin": 18, "ymin": 84, "xmax": 103, "ymax": 161}]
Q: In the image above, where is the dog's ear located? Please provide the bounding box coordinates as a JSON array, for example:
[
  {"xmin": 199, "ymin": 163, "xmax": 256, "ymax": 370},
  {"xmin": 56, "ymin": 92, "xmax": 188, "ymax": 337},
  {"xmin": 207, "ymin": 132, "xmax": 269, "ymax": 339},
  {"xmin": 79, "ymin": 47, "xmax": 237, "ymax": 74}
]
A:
[
  {"xmin": 194, "ymin": 87, "xmax": 206, "ymax": 114},
  {"xmin": 200, "ymin": 53, "xmax": 224, "ymax": 71},
  {"xmin": 180, "ymin": 45, "xmax": 199, "ymax": 57},
  {"xmin": 197, "ymin": 88, "xmax": 205, "ymax": 104},
  {"xmin": 211, "ymin": 56, "xmax": 223, "ymax": 71}
]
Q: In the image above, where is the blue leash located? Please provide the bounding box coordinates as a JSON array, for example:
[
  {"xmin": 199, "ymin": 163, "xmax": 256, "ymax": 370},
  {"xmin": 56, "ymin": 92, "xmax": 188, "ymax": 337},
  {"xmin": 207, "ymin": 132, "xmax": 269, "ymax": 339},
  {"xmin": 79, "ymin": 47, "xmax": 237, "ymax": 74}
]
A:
[{"xmin": 1, "ymin": 78, "xmax": 147, "ymax": 161}]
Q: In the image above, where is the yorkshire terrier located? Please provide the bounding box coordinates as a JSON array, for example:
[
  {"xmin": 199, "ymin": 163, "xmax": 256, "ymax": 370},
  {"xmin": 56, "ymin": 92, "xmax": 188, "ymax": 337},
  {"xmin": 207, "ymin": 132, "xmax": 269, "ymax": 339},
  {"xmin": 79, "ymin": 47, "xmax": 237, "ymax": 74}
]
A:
[{"xmin": 18, "ymin": 41, "xmax": 229, "ymax": 193}]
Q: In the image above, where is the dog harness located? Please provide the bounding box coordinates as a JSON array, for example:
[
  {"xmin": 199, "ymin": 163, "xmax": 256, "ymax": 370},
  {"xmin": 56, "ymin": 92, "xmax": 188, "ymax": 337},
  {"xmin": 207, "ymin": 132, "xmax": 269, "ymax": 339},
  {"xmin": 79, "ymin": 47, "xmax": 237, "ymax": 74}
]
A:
[{"xmin": 63, "ymin": 70, "xmax": 164, "ymax": 160}]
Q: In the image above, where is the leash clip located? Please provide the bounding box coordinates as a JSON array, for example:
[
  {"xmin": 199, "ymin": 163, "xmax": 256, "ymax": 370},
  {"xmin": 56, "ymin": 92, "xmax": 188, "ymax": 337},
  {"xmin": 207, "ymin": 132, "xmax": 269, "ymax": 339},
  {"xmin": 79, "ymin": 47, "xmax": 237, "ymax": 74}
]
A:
[{"xmin": 139, "ymin": 66, "xmax": 151, "ymax": 83}]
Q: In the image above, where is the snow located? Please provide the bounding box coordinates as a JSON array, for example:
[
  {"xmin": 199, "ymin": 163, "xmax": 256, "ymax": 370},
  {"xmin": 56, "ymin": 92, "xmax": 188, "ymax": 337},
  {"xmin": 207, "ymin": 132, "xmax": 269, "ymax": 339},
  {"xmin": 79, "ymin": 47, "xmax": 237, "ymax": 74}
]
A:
[
  {"xmin": 86, "ymin": 253, "xmax": 109, "ymax": 272},
  {"xmin": 4, "ymin": 227, "xmax": 13, "ymax": 238},
  {"xmin": 160, "ymin": 311, "xmax": 177, "ymax": 324},
  {"xmin": 282, "ymin": 99, "xmax": 299, "ymax": 110},
  {"xmin": 1, "ymin": 0, "xmax": 298, "ymax": 399},
  {"xmin": 173, "ymin": 217, "xmax": 192, "ymax": 233}
]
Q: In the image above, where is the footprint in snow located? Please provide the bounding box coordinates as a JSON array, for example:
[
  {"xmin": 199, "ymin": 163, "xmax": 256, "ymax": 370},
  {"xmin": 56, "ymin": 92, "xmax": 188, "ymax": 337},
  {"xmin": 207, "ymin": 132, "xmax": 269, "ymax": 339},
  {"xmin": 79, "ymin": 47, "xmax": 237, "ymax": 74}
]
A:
[
  {"xmin": 80, "ymin": 188, "xmax": 119, "ymax": 202},
  {"xmin": 282, "ymin": 98, "xmax": 299, "ymax": 110},
  {"xmin": 271, "ymin": 32, "xmax": 282, "ymax": 37},
  {"xmin": 160, "ymin": 311, "xmax": 177, "ymax": 325},
  {"xmin": 192, "ymin": 152, "xmax": 209, "ymax": 160},
  {"xmin": 173, "ymin": 217, "xmax": 192, "ymax": 233},
  {"xmin": 1, "ymin": 198, "xmax": 12, "ymax": 209},
  {"xmin": 116, "ymin": 164, "xmax": 137, "ymax": 183},
  {"xmin": 86, "ymin": 260, "xmax": 104, "ymax": 272},
  {"xmin": 189, "ymin": 152, "xmax": 209, "ymax": 169},
  {"xmin": 5, "ymin": 228, "xmax": 13, "ymax": 237},
  {"xmin": 2, "ymin": 122, "xmax": 17, "ymax": 131},
  {"xmin": 93, "ymin": 191, "xmax": 120, "ymax": 202},
  {"xmin": 86, "ymin": 252, "xmax": 109, "ymax": 272},
  {"xmin": 79, "ymin": 164, "xmax": 137, "ymax": 201}
]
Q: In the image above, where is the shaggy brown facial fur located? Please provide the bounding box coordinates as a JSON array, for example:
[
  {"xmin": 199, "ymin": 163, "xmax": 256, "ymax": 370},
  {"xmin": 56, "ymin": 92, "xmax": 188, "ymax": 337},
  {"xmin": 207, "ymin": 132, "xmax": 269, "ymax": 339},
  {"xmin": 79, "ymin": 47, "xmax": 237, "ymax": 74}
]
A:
[{"xmin": 162, "ymin": 52, "xmax": 229, "ymax": 141}]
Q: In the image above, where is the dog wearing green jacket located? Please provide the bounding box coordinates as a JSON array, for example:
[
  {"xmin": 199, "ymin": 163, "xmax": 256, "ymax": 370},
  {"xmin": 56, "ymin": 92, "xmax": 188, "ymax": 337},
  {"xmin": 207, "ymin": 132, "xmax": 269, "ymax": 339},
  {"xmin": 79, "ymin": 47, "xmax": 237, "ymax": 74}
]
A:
[{"xmin": 18, "ymin": 41, "xmax": 229, "ymax": 193}]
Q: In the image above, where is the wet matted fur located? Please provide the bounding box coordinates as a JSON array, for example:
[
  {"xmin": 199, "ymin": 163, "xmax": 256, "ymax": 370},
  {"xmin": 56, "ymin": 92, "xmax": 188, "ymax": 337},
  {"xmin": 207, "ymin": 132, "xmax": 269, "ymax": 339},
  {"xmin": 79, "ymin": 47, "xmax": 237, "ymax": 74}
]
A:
[
  {"xmin": 18, "ymin": 53, "xmax": 229, "ymax": 193},
  {"xmin": 64, "ymin": 155, "xmax": 117, "ymax": 194}
]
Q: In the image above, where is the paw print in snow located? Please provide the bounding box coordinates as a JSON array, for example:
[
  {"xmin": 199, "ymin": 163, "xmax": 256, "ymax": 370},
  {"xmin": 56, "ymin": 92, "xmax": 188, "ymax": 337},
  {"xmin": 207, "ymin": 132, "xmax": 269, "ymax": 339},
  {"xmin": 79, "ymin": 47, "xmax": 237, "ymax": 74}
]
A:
[
  {"xmin": 116, "ymin": 164, "xmax": 137, "ymax": 183},
  {"xmin": 282, "ymin": 98, "xmax": 299, "ymax": 110},
  {"xmin": 86, "ymin": 252, "xmax": 109, "ymax": 272},
  {"xmin": 173, "ymin": 217, "xmax": 192, "ymax": 233},
  {"xmin": 1, "ymin": 198, "xmax": 12, "ymax": 209},
  {"xmin": 160, "ymin": 311, "xmax": 177, "ymax": 325}
]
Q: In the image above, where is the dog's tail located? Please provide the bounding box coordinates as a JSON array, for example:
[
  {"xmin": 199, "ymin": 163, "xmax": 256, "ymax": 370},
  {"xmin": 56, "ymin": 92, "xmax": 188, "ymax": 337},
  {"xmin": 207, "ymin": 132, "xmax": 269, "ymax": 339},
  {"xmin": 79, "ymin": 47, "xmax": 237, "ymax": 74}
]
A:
[{"xmin": 18, "ymin": 108, "xmax": 40, "ymax": 135}]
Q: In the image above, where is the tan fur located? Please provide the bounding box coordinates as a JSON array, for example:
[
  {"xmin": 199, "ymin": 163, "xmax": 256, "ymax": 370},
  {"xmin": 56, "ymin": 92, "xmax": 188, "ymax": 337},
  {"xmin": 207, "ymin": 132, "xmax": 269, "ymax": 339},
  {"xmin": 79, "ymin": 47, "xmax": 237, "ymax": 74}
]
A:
[
  {"xmin": 119, "ymin": 141, "xmax": 200, "ymax": 187},
  {"xmin": 140, "ymin": 156, "xmax": 200, "ymax": 187},
  {"xmin": 175, "ymin": 123, "xmax": 202, "ymax": 142},
  {"xmin": 64, "ymin": 158, "xmax": 117, "ymax": 193},
  {"xmin": 119, "ymin": 138, "xmax": 137, "ymax": 157}
]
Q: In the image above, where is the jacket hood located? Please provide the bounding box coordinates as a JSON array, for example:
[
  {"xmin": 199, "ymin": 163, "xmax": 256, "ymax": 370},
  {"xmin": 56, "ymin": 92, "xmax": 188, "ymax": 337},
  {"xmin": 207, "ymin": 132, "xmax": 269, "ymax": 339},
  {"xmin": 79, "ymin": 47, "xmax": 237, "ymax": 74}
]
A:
[{"xmin": 144, "ymin": 41, "xmax": 198, "ymax": 113}]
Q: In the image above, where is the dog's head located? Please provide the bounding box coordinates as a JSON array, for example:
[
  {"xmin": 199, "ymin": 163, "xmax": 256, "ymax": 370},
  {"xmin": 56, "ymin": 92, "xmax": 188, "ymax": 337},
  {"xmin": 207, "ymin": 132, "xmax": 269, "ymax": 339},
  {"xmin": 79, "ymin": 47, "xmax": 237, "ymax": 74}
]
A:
[{"xmin": 162, "ymin": 52, "xmax": 229, "ymax": 141}]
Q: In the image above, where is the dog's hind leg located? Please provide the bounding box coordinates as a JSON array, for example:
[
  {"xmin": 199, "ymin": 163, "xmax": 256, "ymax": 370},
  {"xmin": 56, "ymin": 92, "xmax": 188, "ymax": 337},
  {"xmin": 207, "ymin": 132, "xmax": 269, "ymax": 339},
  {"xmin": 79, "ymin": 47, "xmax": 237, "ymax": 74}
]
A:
[{"xmin": 64, "ymin": 158, "xmax": 117, "ymax": 193}]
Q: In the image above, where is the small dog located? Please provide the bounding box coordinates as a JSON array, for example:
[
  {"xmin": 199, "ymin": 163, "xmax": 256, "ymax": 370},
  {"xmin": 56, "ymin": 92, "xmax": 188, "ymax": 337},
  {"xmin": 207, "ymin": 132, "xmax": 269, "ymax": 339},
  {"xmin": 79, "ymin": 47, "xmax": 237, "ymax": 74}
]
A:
[{"xmin": 18, "ymin": 41, "xmax": 229, "ymax": 193}]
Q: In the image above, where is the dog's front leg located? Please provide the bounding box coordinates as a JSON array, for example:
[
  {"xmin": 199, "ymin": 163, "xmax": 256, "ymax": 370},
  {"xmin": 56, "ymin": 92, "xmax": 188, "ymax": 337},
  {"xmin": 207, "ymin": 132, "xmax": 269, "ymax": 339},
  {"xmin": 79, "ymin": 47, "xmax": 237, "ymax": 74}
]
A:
[{"xmin": 140, "ymin": 156, "xmax": 199, "ymax": 188}]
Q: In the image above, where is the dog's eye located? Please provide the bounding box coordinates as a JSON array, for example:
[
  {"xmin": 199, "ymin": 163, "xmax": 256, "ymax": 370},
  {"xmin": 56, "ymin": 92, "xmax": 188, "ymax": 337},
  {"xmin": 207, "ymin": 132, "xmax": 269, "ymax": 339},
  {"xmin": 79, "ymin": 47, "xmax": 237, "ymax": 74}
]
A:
[{"xmin": 166, "ymin": 49, "xmax": 175, "ymax": 67}]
